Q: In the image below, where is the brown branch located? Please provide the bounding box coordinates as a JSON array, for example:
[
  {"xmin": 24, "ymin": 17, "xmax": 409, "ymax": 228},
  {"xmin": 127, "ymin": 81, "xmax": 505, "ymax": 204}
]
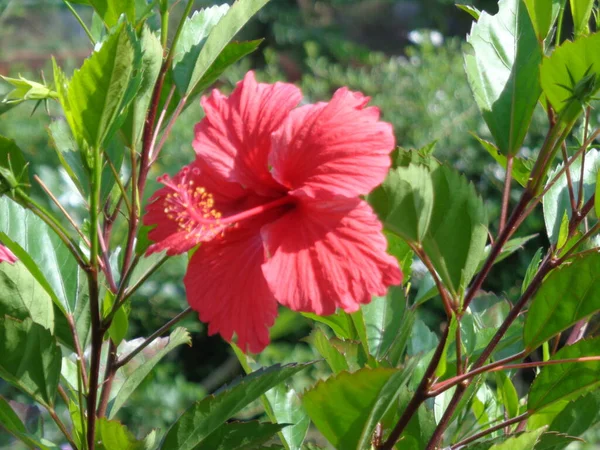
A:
[
  {"xmin": 450, "ymin": 413, "xmax": 529, "ymax": 449},
  {"xmin": 377, "ymin": 326, "xmax": 451, "ymax": 450},
  {"xmin": 97, "ymin": 340, "xmax": 117, "ymax": 418}
]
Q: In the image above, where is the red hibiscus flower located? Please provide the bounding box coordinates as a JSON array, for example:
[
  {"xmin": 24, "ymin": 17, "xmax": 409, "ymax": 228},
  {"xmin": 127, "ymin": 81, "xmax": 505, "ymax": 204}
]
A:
[
  {"xmin": 0, "ymin": 244, "xmax": 17, "ymax": 264},
  {"xmin": 144, "ymin": 72, "xmax": 402, "ymax": 353}
]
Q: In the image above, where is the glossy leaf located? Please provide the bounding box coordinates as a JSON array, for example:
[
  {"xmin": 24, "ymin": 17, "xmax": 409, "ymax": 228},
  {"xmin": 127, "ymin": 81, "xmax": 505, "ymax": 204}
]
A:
[
  {"xmin": 570, "ymin": 0, "xmax": 595, "ymax": 36},
  {"xmin": 0, "ymin": 318, "xmax": 61, "ymax": 407},
  {"xmin": 371, "ymin": 164, "xmax": 434, "ymax": 242},
  {"xmin": 465, "ymin": 0, "xmax": 542, "ymax": 155},
  {"xmin": 172, "ymin": 5, "xmax": 230, "ymax": 94},
  {"xmin": 108, "ymin": 327, "xmax": 191, "ymax": 418},
  {"xmin": 524, "ymin": 0, "xmax": 565, "ymax": 42},
  {"xmin": 0, "ymin": 262, "xmax": 54, "ymax": 331},
  {"xmin": 57, "ymin": 22, "xmax": 139, "ymax": 149},
  {"xmin": 540, "ymin": 32, "xmax": 600, "ymax": 113},
  {"xmin": 524, "ymin": 253, "xmax": 600, "ymax": 350},
  {"xmin": 302, "ymin": 310, "xmax": 355, "ymax": 340},
  {"xmin": 194, "ymin": 421, "xmax": 285, "ymax": 450},
  {"xmin": 457, "ymin": 4, "xmax": 481, "ymax": 20},
  {"xmin": 489, "ymin": 428, "xmax": 545, "ymax": 449},
  {"xmin": 422, "ymin": 165, "xmax": 488, "ymax": 296},
  {"xmin": 310, "ymin": 328, "xmax": 349, "ymax": 374},
  {"xmin": 528, "ymin": 337, "xmax": 600, "ymax": 411},
  {"xmin": 495, "ymin": 371, "xmax": 519, "ymax": 418},
  {"xmin": 161, "ymin": 363, "xmax": 310, "ymax": 450},
  {"xmin": 95, "ymin": 417, "xmax": 142, "ymax": 450},
  {"xmin": 544, "ymin": 149, "xmax": 600, "ymax": 243},
  {"xmin": 123, "ymin": 26, "xmax": 163, "ymax": 146},
  {"xmin": 535, "ymin": 392, "xmax": 600, "ymax": 450},
  {"xmin": 362, "ymin": 286, "xmax": 407, "ymax": 361},
  {"xmin": 0, "ymin": 135, "xmax": 28, "ymax": 192},
  {"xmin": 265, "ymin": 385, "xmax": 309, "ymax": 450},
  {"xmin": 177, "ymin": 0, "xmax": 270, "ymax": 96},
  {"xmin": 303, "ymin": 367, "xmax": 413, "ymax": 450},
  {"xmin": 473, "ymin": 134, "xmax": 533, "ymax": 187},
  {"xmin": 522, "ymin": 247, "xmax": 543, "ymax": 295},
  {"xmin": 88, "ymin": 0, "xmax": 136, "ymax": 28},
  {"xmin": 0, "ymin": 197, "xmax": 85, "ymax": 316},
  {"xmin": 0, "ymin": 396, "xmax": 26, "ymax": 435}
]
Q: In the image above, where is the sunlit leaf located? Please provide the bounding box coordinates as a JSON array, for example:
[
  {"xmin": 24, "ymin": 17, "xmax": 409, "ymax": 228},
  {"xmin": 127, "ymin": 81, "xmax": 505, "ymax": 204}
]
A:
[
  {"xmin": 528, "ymin": 337, "xmax": 600, "ymax": 411},
  {"xmin": 465, "ymin": 0, "xmax": 542, "ymax": 155},
  {"xmin": 524, "ymin": 253, "xmax": 600, "ymax": 350}
]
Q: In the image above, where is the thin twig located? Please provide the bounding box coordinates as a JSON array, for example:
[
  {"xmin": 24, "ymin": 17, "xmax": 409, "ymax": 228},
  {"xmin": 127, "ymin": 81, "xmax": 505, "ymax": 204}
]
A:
[
  {"xmin": 115, "ymin": 307, "xmax": 193, "ymax": 369},
  {"xmin": 97, "ymin": 340, "xmax": 117, "ymax": 418},
  {"xmin": 377, "ymin": 326, "xmax": 451, "ymax": 450},
  {"xmin": 412, "ymin": 245, "xmax": 454, "ymax": 317},
  {"xmin": 450, "ymin": 413, "xmax": 529, "ymax": 449},
  {"xmin": 67, "ymin": 314, "xmax": 89, "ymax": 389},
  {"xmin": 152, "ymin": 95, "xmax": 188, "ymax": 165},
  {"xmin": 48, "ymin": 407, "xmax": 79, "ymax": 450},
  {"xmin": 34, "ymin": 175, "xmax": 90, "ymax": 246},
  {"xmin": 63, "ymin": 0, "xmax": 95, "ymax": 45}
]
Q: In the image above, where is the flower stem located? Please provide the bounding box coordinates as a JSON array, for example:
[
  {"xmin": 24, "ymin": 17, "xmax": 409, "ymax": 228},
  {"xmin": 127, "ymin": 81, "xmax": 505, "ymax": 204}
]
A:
[{"xmin": 499, "ymin": 154, "xmax": 513, "ymax": 231}]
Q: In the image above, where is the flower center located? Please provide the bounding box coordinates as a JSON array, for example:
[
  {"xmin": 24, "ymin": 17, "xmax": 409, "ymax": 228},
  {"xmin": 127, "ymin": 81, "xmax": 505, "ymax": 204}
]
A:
[{"xmin": 159, "ymin": 166, "xmax": 294, "ymax": 240}]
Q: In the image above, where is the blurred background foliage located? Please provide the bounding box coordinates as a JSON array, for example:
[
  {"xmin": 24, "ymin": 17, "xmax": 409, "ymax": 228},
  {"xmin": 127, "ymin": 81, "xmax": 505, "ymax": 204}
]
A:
[{"xmin": 1, "ymin": 0, "xmax": 597, "ymax": 448}]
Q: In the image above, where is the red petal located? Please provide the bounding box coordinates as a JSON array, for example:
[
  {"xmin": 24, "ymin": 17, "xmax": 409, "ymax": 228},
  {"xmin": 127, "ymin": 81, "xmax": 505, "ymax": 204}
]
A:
[
  {"xmin": 193, "ymin": 71, "xmax": 302, "ymax": 196},
  {"xmin": 269, "ymin": 88, "xmax": 395, "ymax": 198},
  {"xmin": 261, "ymin": 197, "xmax": 402, "ymax": 315},
  {"xmin": 143, "ymin": 161, "xmax": 251, "ymax": 256},
  {"xmin": 184, "ymin": 218, "xmax": 278, "ymax": 353},
  {"xmin": 0, "ymin": 244, "xmax": 17, "ymax": 264}
]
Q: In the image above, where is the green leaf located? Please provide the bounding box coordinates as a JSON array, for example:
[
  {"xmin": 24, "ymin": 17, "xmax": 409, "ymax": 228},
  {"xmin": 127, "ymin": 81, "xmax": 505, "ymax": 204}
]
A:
[
  {"xmin": 108, "ymin": 327, "xmax": 191, "ymax": 418},
  {"xmin": 302, "ymin": 310, "xmax": 355, "ymax": 340},
  {"xmin": 489, "ymin": 429, "xmax": 546, "ymax": 450},
  {"xmin": 370, "ymin": 165, "xmax": 434, "ymax": 243},
  {"xmin": 528, "ymin": 337, "xmax": 600, "ymax": 411},
  {"xmin": 362, "ymin": 286, "xmax": 407, "ymax": 360},
  {"xmin": 540, "ymin": 32, "xmax": 600, "ymax": 113},
  {"xmin": 524, "ymin": 0, "xmax": 565, "ymax": 43},
  {"xmin": 172, "ymin": 5, "xmax": 231, "ymax": 95},
  {"xmin": 265, "ymin": 386, "xmax": 309, "ymax": 450},
  {"xmin": 522, "ymin": 247, "xmax": 543, "ymax": 294},
  {"xmin": 465, "ymin": 0, "xmax": 542, "ymax": 155},
  {"xmin": 389, "ymin": 387, "xmax": 436, "ymax": 449},
  {"xmin": 524, "ymin": 253, "xmax": 600, "ymax": 350},
  {"xmin": 102, "ymin": 292, "xmax": 128, "ymax": 346},
  {"xmin": 422, "ymin": 165, "xmax": 488, "ymax": 296},
  {"xmin": 88, "ymin": 0, "xmax": 136, "ymax": 28},
  {"xmin": 123, "ymin": 26, "xmax": 163, "ymax": 146},
  {"xmin": 570, "ymin": 0, "xmax": 595, "ymax": 36},
  {"xmin": 0, "ymin": 262, "xmax": 54, "ymax": 331},
  {"xmin": 309, "ymin": 328, "xmax": 349, "ymax": 374},
  {"xmin": 177, "ymin": 0, "xmax": 271, "ymax": 96},
  {"xmin": 383, "ymin": 231, "xmax": 413, "ymax": 282},
  {"xmin": 535, "ymin": 392, "xmax": 600, "ymax": 450},
  {"xmin": 303, "ymin": 367, "xmax": 413, "ymax": 450},
  {"xmin": 408, "ymin": 320, "xmax": 438, "ymax": 357},
  {"xmin": 473, "ymin": 134, "xmax": 532, "ymax": 187},
  {"xmin": 161, "ymin": 363, "xmax": 309, "ymax": 450},
  {"xmin": 193, "ymin": 421, "xmax": 285, "ymax": 450},
  {"xmin": 0, "ymin": 197, "xmax": 85, "ymax": 316},
  {"xmin": 0, "ymin": 396, "xmax": 26, "ymax": 434},
  {"xmin": 48, "ymin": 120, "xmax": 88, "ymax": 196},
  {"xmin": 0, "ymin": 75, "xmax": 57, "ymax": 104},
  {"xmin": 0, "ymin": 318, "xmax": 61, "ymax": 407},
  {"xmin": 57, "ymin": 22, "xmax": 139, "ymax": 149},
  {"xmin": 545, "ymin": 149, "xmax": 600, "ymax": 243},
  {"xmin": 95, "ymin": 417, "xmax": 143, "ymax": 450},
  {"xmin": 0, "ymin": 136, "xmax": 28, "ymax": 192},
  {"xmin": 495, "ymin": 371, "xmax": 519, "ymax": 418},
  {"xmin": 457, "ymin": 4, "xmax": 480, "ymax": 20},
  {"xmin": 595, "ymin": 168, "xmax": 600, "ymax": 217},
  {"xmin": 435, "ymin": 315, "xmax": 457, "ymax": 378}
]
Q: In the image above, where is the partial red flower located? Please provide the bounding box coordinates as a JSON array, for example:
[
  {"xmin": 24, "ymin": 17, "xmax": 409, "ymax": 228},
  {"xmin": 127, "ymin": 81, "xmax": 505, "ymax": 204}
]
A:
[
  {"xmin": 0, "ymin": 244, "xmax": 17, "ymax": 264},
  {"xmin": 144, "ymin": 71, "xmax": 401, "ymax": 353}
]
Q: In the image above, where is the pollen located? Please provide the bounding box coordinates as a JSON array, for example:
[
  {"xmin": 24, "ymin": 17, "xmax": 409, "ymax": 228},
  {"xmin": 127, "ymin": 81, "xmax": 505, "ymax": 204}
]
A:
[{"xmin": 160, "ymin": 167, "xmax": 227, "ymax": 242}]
